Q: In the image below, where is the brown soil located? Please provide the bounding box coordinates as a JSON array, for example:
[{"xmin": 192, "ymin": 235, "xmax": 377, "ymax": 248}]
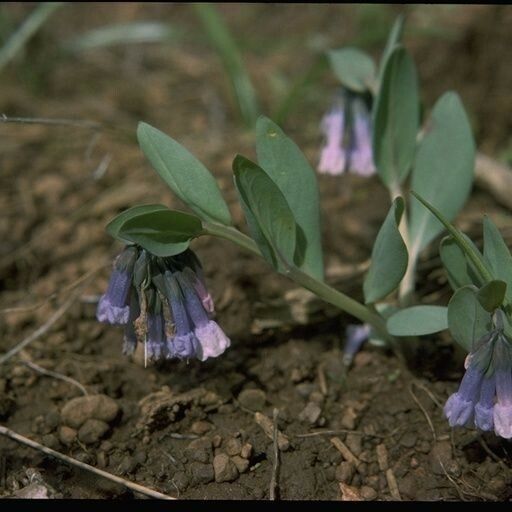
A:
[{"xmin": 1, "ymin": 4, "xmax": 512, "ymax": 501}]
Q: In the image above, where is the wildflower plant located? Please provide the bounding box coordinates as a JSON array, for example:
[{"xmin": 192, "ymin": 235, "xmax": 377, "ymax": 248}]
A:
[{"xmin": 97, "ymin": 16, "xmax": 512, "ymax": 439}]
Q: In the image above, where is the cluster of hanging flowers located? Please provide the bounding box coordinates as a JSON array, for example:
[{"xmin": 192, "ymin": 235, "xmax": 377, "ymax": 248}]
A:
[
  {"xmin": 444, "ymin": 311, "xmax": 512, "ymax": 439},
  {"xmin": 318, "ymin": 89, "xmax": 376, "ymax": 177},
  {"xmin": 96, "ymin": 245, "xmax": 230, "ymax": 362}
]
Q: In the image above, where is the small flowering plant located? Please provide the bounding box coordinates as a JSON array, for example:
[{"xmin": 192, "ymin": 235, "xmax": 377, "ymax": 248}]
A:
[{"xmin": 97, "ymin": 17, "xmax": 512, "ymax": 439}]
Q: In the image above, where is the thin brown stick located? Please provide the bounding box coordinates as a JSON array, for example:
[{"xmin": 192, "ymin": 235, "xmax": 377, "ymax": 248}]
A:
[
  {"xmin": 0, "ymin": 114, "xmax": 102, "ymax": 130},
  {"xmin": 412, "ymin": 380, "xmax": 444, "ymax": 410},
  {"xmin": 0, "ymin": 425, "xmax": 175, "ymax": 500},
  {"xmin": 408, "ymin": 382, "xmax": 437, "ymax": 441},
  {"xmin": 330, "ymin": 437, "xmax": 360, "ymax": 466},
  {"xmin": 296, "ymin": 428, "xmax": 397, "ymax": 440},
  {"xmin": 0, "ymin": 284, "xmax": 86, "ymax": 365},
  {"xmin": 20, "ymin": 358, "xmax": 88, "ymax": 396},
  {"xmin": 269, "ymin": 408, "xmax": 280, "ymax": 501}
]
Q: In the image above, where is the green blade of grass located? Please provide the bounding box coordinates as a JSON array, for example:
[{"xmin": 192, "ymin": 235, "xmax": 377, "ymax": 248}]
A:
[
  {"xmin": 0, "ymin": 2, "xmax": 64, "ymax": 73},
  {"xmin": 192, "ymin": 3, "xmax": 259, "ymax": 128}
]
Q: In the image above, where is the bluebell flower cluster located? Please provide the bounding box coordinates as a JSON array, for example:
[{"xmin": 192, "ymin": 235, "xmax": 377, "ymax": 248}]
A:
[
  {"xmin": 97, "ymin": 245, "xmax": 230, "ymax": 362},
  {"xmin": 444, "ymin": 317, "xmax": 512, "ymax": 439},
  {"xmin": 318, "ymin": 90, "xmax": 376, "ymax": 177}
]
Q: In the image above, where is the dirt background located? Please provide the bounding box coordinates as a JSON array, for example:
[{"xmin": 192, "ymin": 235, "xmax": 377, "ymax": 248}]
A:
[{"xmin": 1, "ymin": 3, "xmax": 512, "ymax": 501}]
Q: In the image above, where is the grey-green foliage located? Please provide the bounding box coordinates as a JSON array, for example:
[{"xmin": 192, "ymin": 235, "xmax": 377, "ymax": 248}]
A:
[
  {"xmin": 363, "ymin": 197, "xmax": 408, "ymax": 303},
  {"xmin": 372, "ymin": 45, "xmax": 419, "ymax": 188},
  {"xmin": 233, "ymin": 154, "xmax": 296, "ymax": 273},
  {"xmin": 408, "ymin": 92, "xmax": 475, "ymax": 258},
  {"xmin": 256, "ymin": 117, "xmax": 324, "ymax": 280},
  {"xmin": 137, "ymin": 122, "xmax": 232, "ymax": 226}
]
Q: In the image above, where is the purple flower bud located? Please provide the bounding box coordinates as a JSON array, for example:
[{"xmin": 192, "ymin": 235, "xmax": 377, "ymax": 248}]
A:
[
  {"xmin": 176, "ymin": 271, "xmax": 230, "ymax": 361},
  {"xmin": 444, "ymin": 364, "xmax": 484, "ymax": 427},
  {"xmin": 349, "ymin": 100, "xmax": 376, "ymax": 177},
  {"xmin": 163, "ymin": 271, "xmax": 202, "ymax": 360},
  {"xmin": 494, "ymin": 368, "xmax": 512, "ymax": 438},
  {"xmin": 122, "ymin": 290, "xmax": 140, "ymax": 356},
  {"xmin": 146, "ymin": 312, "xmax": 166, "ymax": 361},
  {"xmin": 97, "ymin": 246, "xmax": 138, "ymax": 325},
  {"xmin": 318, "ymin": 107, "xmax": 347, "ymax": 176},
  {"xmin": 474, "ymin": 374, "xmax": 495, "ymax": 431},
  {"xmin": 182, "ymin": 267, "xmax": 215, "ymax": 314},
  {"xmin": 343, "ymin": 323, "xmax": 371, "ymax": 366},
  {"xmin": 318, "ymin": 92, "xmax": 376, "ymax": 178}
]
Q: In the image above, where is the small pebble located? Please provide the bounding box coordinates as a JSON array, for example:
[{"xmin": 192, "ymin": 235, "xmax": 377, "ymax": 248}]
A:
[
  {"xmin": 335, "ymin": 461, "xmax": 355, "ymax": 483},
  {"xmin": 298, "ymin": 402, "xmax": 322, "ymax": 425},
  {"xmin": 360, "ymin": 485, "xmax": 378, "ymax": 501},
  {"xmin": 212, "ymin": 434, "xmax": 223, "ymax": 448},
  {"xmin": 225, "ymin": 437, "xmax": 242, "ymax": 457},
  {"xmin": 340, "ymin": 407, "xmax": 358, "ymax": 430},
  {"xmin": 188, "ymin": 462, "xmax": 214, "ymax": 486},
  {"xmin": 345, "ymin": 433, "xmax": 362, "ymax": 456},
  {"xmin": 237, "ymin": 389, "xmax": 266, "ymax": 412},
  {"xmin": 60, "ymin": 394, "xmax": 119, "ymax": 429},
  {"xmin": 172, "ymin": 471, "xmax": 189, "ymax": 492},
  {"xmin": 77, "ymin": 419, "xmax": 109, "ymax": 445},
  {"xmin": 58, "ymin": 426, "xmax": 77, "ymax": 446},
  {"xmin": 400, "ymin": 432, "xmax": 417, "ymax": 449},
  {"xmin": 191, "ymin": 421, "xmax": 212, "ymax": 435},
  {"xmin": 240, "ymin": 443, "xmax": 253, "ymax": 459},
  {"xmin": 231, "ymin": 455, "xmax": 250, "ymax": 473},
  {"xmin": 213, "ymin": 453, "xmax": 239, "ymax": 483},
  {"xmin": 184, "ymin": 438, "xmax": 213, "ymax": 464}
]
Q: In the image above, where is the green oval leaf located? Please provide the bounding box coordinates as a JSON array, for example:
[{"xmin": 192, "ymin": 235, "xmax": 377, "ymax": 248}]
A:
[
  {"xmin": 118, "ymin": 209, "xmax": 203, "ymax": 257},
  {"xmin": 233, "ymin": 154, "xmax": 296, "ymax": 273},
  {"xmin": 255, "ymin": 116, "xmax": 324, "ymax": 280},
  {"xmin": 378, "ymin": 14, "xmax": 405, "ymax": 79},
  {"xmin": 477, "ymin": 279, "xmax": 507, "ymax": 312},
  {"xmin": 387, "ymin": 305, "xmax": 448, "ymax": 336},
  {"xmin": 372, "ymin": 45, "xmax": 419, "ymax": 187},
  {"xmin": 328, "ymin": 47, "xmax": 376, "ymax": 93},
  {"xmin": 106, "ymin": 204, "xmax": 169, "ymax": 242},
  {"xmin": 448, "ymin": 285, "xmax": 492, "ymax": 352},
  {"xmin": 408, "ymin": 92, "xmax": 475, "ymax": 258},
  {"xmin": 363, "ymin": 197, "xmax": 408, "ymax": 303},
  {"xmin": 483, "ymin": 216, "xmax": 512, "ymax": 304},
  {"xmin": 137, "ymin": 122, "xmax": 232, "ymax": 225}
]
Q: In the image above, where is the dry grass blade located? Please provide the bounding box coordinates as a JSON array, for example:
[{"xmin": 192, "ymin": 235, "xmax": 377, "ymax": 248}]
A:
[{"xmin": 0, "ymin": 426, "xmax": 175, "ymax": 500}]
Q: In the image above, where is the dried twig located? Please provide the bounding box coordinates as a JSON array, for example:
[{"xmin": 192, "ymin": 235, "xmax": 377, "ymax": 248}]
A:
[
  {"xmin": 0, "ymin": 284, "xmax": 86, "ymax": 365},
  {"xmin": 269, "ymin": 408, "xmax": 280, "ymax": 501},
  {"xmin": 317, "ymin": 363, "xmax": 328, "ymax": 396},
  {"xmin": 254, "ymin": 412, "xmax": 290, "ymax": 451},
  {"xmin": 0, "ymin": 114, "xmax": 101, "ymax": 130},
  {"xmin": 408, "ymin": 382, "xmax": 437, "ymax": 441},
  {"xmin": 0, "ymin": 426, "xmax": 175, "ymax": 500},
  {"xmin": 330, "ymin": 437, "xmax": 360, "ymax": 467},
  {"xmin": 385, "ymin": 468, "xmax": 402, "ymax": 501},
  {"xmin": 20, "ymin": 358, "xmax": 88, "ymax": 396},
  {"xmin": 296, "ymin": 428, "xmax": 398, "ymax": 439},
  {"xmin": 412, "ymin": 380, "xmax": 444, "ymax": 410}
]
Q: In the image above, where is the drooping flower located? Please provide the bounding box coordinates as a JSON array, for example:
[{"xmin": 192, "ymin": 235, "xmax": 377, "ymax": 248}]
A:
[
  {"xmin": 443, "ymin": 317, "xmax": 512, "ymax": 439},
  {"xmin": 318, "ymin": 90, "xmax": 376, "ymax": 177},
  {"xmin": 318, "ymin": 105, "xmax": 347, "ymax": 176},
  {"xmin": 97, "ymin": 245, "xmax": 230, "ymax": 363},
  {"xmin": 176, "ymin": 270, "xmax": 230, "ymax": 361},
  {"xmin": 97, "ymin": 246, "xmax": 138, "ymax": 325}
]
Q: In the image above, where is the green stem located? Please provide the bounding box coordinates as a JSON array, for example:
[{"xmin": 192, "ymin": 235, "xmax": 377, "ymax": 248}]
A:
[{"xmin": 202, "ymin": 222, "xmax": 394, "ymax": 344}]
